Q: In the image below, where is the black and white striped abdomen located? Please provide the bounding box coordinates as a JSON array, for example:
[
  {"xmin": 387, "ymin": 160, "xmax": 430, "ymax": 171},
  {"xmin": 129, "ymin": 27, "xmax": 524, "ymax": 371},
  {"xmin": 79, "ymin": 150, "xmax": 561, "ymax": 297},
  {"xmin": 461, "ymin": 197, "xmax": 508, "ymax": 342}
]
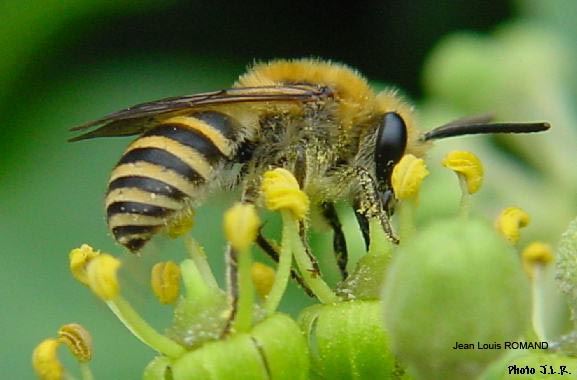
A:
[{"xmin": 106, "ymin": 111, "xmax": 240, "ymax": 251}]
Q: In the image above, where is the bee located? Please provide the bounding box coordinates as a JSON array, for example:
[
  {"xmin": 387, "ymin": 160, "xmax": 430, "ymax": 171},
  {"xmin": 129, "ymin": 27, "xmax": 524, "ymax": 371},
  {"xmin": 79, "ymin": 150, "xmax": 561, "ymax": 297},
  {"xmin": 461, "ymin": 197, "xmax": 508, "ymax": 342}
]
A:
[{"xmin": 71, "ymin": 58, "xmax": 549, "ymax": 278}]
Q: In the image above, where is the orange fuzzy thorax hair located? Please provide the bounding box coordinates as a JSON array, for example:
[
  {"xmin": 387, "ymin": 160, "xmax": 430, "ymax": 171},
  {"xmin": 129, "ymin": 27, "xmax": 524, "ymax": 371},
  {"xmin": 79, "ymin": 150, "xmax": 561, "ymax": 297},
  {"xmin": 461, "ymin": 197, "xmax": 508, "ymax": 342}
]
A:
[{"xmin": 236, "ymin": 59, "xmax": 378, "ymax": 130}]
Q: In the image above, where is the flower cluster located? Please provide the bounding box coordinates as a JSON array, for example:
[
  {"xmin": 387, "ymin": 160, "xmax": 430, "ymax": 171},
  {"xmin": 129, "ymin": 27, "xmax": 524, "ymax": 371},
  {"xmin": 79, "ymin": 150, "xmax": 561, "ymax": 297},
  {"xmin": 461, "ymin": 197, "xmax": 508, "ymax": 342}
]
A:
[{"xmin": 34, "ymin": 149, "xmax": 577, "ymax": 380}]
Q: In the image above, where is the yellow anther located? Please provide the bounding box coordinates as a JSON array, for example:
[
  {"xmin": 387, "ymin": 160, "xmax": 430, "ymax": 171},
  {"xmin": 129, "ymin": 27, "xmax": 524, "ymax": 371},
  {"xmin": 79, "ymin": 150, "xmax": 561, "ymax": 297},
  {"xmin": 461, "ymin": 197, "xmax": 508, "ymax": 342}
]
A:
[
  {"xmin": 495, "ymin": 206, "xmax": 530, "ymax": 244},
  {"xmin": 391, "ymin": 154, "xmax": 429, "ymax": 200},
  {"xmin": 223, "ymin": 203, "xmax": 261, "ymax": 251},
  {"xmin": 442, "ymin": 151, "xmax": 484, "ymax": 194},
  {"xmin": 58, "ymin": 323, "xmax": 93, "ymax": 363},
  {"xmin": 86, "ymin": 254, "xmax": 122, "ymax": 301},
  {"xmin": 522, "ymin": 241, "xmax": 554, "ymax": 279},
  {"xmin": 151, "ymin": 261, "xmax": 181, "ymax": 304},
  {"xmin": 261, "ymin": 168, "xmax": 310, "ymax": 220},
  {"xmin": 32, "ymin": 339, "xmax": 63, "ymax": 380},
  {"xmin": 69, "ymin": 244, "xmax": 100, "ymax": 285},
  {"xmin": 167, "ymin": 209, "xmax": 195, "ymax": 238},
  {"xmin": 251, "ymin": 262, "xmax": 276, "ymax": 299}
]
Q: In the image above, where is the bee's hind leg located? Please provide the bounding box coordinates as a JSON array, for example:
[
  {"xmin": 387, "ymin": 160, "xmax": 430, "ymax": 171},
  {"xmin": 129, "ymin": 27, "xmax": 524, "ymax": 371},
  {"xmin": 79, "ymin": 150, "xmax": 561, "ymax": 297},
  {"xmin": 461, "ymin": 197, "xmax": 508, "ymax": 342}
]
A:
[
  {"xmin": 221, "ymin": 176, "xmax": 318, "ymax": 335},
  {"xmin": 222, "ymin": 243, "xmax": 239, "ymax": 336},
  {"xmin": 321, "ymin": 202, "xmax": 349, "ymax": 279},
  {"xmin": 221, "ymin": 180, "xmax": 259, "ymax": 336},
  {"xmin": 255, "ymin": 232, "xmax": 315, "ymax": 297}
]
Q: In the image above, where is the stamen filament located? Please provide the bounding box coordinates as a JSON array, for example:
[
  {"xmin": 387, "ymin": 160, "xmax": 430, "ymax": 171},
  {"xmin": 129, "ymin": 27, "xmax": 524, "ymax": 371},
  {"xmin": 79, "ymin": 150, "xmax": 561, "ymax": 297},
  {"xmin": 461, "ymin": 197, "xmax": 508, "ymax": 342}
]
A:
[
  {"xmin": 531, "ymin": 267, "xmax": 547, "ymax": 341},
  {"xmin": 284, "ymin": 211, "xmax": 339, "ymax": 304},
  {"xmin": 79, "ymin": 362, "xmax": 95, "ymax": 380},
  {"xmin": 368, "ymin": 218, "xmax": 393, "ymax": 258},
  {"xmin": 184, "ymin": 235, "xmax": 219, "ymax": 290},
  {"xmin": 264, "ymin": 218, "xmax": 294, "ymax": 314},
  {"xmin": 106, "ymin": 296, "xmax": 186, "ymax": 358},
  {"xmin": 397, "ymin": 202, "xmax": 416, "ymax": 242},
  {"xmin": 458, "ymin": 175, "xmax": 472, "ymax": 219}
]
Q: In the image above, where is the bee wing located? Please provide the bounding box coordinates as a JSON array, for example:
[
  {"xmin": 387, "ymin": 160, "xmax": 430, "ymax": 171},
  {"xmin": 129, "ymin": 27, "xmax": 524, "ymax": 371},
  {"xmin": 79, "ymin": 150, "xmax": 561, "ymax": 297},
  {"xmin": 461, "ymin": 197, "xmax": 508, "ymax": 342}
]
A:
[{"xmin": 69, "ymin": 84, "xmax": 332, "ymax": 142}]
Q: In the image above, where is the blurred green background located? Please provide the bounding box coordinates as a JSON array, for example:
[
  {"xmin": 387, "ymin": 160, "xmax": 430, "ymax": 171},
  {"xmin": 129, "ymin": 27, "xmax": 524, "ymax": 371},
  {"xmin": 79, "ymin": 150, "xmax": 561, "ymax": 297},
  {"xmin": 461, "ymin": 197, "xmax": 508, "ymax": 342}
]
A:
[{"xmin": 1, "ymin": 1, "xmax": 575, "ymax": 378}]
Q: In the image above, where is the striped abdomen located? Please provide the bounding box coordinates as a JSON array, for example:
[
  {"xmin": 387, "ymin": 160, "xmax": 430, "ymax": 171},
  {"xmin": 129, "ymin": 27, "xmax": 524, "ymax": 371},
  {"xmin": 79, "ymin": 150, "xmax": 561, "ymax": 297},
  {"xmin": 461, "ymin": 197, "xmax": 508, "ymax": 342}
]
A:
[{"xmin": 106, "ymin": 111, "xmax": 239, "ymax": 251}]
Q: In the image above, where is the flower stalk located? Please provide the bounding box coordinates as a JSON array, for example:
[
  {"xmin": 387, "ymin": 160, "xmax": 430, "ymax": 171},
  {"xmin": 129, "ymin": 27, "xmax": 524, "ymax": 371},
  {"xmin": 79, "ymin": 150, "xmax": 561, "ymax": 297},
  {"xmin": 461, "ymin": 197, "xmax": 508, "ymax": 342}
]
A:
[
  {"xmin": 261, "ymin": 168, "xmax": 338, "ymax": 304},
  {"xmin": 522, "ymin": 241, "xmax": 554, "ymax": 341},
  {"xmin": 263, "ymin": 217, "xmax": 294, "ymax": 313},
  {"xmin": 69, "ymin": 246, "xmax": 186, "ymax": 359},
  {"xmin": 184, "ymin": 235, "xmax": 219, "ymax": 290}
]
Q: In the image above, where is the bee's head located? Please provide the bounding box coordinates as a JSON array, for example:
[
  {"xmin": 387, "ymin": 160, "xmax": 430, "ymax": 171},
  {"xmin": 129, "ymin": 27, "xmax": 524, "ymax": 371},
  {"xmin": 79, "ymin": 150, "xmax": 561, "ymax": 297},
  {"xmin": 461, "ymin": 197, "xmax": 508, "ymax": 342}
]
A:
[
  {"xmin": 370, "ymin": 109, "xmax": 550, "ymax": 214},
  {"xmin": 372, "ymin": 112, "xmax": 408, "ymax": 213},
  {"xmin": 374, "ymin": 112, "xmax": 408, "ymax": 185}
]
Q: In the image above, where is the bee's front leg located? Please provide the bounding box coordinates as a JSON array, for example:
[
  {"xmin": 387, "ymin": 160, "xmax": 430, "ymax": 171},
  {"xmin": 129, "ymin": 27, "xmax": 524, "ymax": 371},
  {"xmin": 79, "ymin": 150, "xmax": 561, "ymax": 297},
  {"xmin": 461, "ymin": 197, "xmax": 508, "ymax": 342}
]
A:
[{"xmin": 350, "ymin": 166, "xmax": 399, "ymax": 246}]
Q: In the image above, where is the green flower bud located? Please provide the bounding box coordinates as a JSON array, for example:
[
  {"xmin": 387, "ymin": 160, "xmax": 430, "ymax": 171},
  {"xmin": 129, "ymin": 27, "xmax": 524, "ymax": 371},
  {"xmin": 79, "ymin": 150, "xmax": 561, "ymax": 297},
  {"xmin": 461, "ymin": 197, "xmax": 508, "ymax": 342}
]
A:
[
  {"xmin": 337, "ymin": 253, "xmax": 390, "ymax": 300},
  {"xmin": 143, "ymin": 356, "xmax": 171, "ymax": 380},
  {"xmin": 299, "ymin": 301, "xmax": 402, "ymax": 379},
  {"xmin": 382, "ymin": 218, "xmax": 530, "ymax": 380},
  {"xmin": 171, "ymin": 313, "xmax": 309, "ymax": 380}
]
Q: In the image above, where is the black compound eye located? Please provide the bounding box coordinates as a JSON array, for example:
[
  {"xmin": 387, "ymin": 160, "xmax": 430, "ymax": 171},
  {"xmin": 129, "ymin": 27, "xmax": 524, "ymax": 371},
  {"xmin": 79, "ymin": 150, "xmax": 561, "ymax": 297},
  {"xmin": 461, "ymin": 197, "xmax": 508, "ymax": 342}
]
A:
[{"xmin": 374, "ymin": 112, "xmax": 408, "ymax": 183}]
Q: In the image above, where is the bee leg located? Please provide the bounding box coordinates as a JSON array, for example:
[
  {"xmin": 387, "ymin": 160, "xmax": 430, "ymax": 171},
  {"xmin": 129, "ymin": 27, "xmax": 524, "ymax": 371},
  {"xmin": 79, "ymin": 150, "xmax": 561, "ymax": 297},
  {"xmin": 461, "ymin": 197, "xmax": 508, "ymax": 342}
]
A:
[
  {"xmin": 222, "ymin": 244, "xmax": 239, "ymax": 336},
  {"xmin": 353, "ymin": 199, "xmax": 370, "ymax": 251},
  {"xmin": 352, "ymin": 166, "xmax": 399, "ymax": 245},
  {"xmin": 299, "ymin": 220, "xmax": 322, "ymax": 277},
  {"xmin": 321, "ymin": 202, "xmax": 349, "ymax": 279},
  {"xmin": 292, "ymin": 147, "xmax": 322, "ymax": 278},
  {"xmin": 255, "ymin": 232, "xmax": 315, "ymax": 297}
]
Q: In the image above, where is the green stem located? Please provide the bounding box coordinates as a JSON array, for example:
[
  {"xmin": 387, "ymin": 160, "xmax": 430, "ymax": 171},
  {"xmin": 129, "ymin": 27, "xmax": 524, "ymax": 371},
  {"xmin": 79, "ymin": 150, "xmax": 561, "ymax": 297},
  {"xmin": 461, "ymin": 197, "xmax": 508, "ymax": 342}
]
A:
[
  {"xmin": 397, "ymin": 201, "xmax": 416, "ymax": 243},
  {"xmin": 233, "ymin": 247, "xmax": 254, "ymax": 333},
  {"xmin": 184, "ymin": 235, "xmax": 219, "ymax": 290},
  {"xmin": 264, "ymin": 220, "xmax": 294, "ymax": 314},
  {"xmin": 107, "ymin": 297, "xmax": 186, "ymax": 358},
  {"xmin": 180, "ymin": 259, "xmax": 218, "ymax": 303},
  {"xmin": 531, "ymin": 268, "xmax": 547, "ymax": 341},
  {"xmin": 79, "ymin": 362, "xmax": 94, "ymax": 380},
  {"xmin": 285, "ymin": 212, "xmax": 339, "ymax": 304},
  {"xmin": 368, "ymin": 218, "xmax": 393, "ymax": 257},
  {"xmin": 458, "ymin": 175, "xmax": 471, "ymax": 219}
]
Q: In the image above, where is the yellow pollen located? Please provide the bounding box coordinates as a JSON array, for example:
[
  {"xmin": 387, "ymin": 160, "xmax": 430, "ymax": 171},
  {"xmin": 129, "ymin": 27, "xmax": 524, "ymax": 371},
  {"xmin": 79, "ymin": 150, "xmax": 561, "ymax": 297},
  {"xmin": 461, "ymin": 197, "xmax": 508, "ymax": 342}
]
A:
[
  {"xmin": 151, "ymin": 261, "xmax": 181, "ymax": 304},
  {"xmin": 86, "ymin": 254, "xmax": 122, "ymax": 301},
  {"xmin": 69, "ymin": 244, "xmax": 100, "ymax": 285},
  {"xmin": 442, "ymin": 151, "xmax": 484, "ymax": 194},
  {"xmin": 522, "ymin": 241, "xmax": 554, "ymax": 279},
  {"xmin": 32, "ymin": 339, "xmax": 63, "ymax": 380},
  {"xmin": 223, "ymin": 203, "xmax": 260, "ymax": 251},
  {"xmin": 391, "ymin": 154, "xmax": 429, "ymax": 201},
  {"xmin": 166, "ymin": 209, "xmax": 195, "ymax": 238},
  {"xmin": 58, "ymin": 323, "xmax": 93, "ymax": 363},
  {"xmin": 495, "ymin": 206, "xmax": 530, "ymax": 244},
  {"xmin": 261, "ymin": 168, "xmax": 310, "ymax": 220},
  {"xmin": 251, "ymin": 262, "xmax": 276, "ymax": 299}
]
